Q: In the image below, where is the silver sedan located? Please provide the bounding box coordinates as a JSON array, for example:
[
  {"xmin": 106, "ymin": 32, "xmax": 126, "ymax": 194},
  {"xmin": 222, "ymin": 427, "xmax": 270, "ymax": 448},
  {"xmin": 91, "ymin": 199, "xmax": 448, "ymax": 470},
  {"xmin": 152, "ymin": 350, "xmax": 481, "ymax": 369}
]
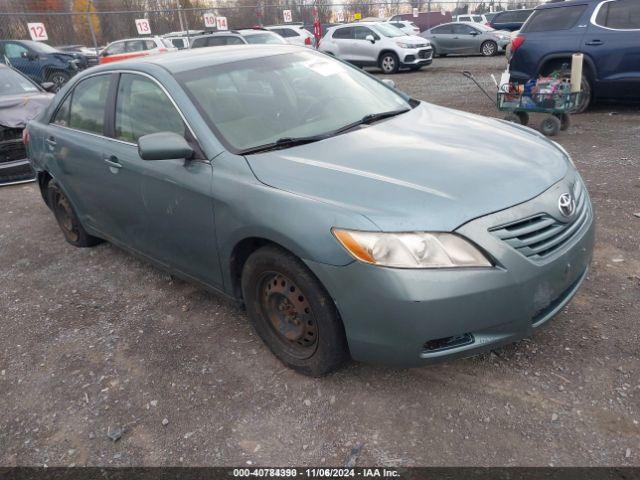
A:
[{"xmin": 421, "ymin": 22, "xmax": 512, "ymax": 57}]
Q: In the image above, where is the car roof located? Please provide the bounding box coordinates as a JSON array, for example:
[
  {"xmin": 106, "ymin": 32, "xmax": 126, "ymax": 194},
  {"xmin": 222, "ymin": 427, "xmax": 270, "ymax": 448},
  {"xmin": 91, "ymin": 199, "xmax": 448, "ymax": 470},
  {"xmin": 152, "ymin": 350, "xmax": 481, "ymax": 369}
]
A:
[
  {"xmin": 192, "ymin": 32, "xmax": 243, "ymax": 38},
  {"xmin": 91, "ymin": 44, "xmax": 301, "ymax": 74},
  {"xmin": 237, "ymin": 29, "xmax": 278, "ymax": 35},
  {"xmin": 330, "ymin": 21, "xmax": 382, "ymax": 28},
  {"xmin": 535, "ymin": 0, "xmax": 597, "ymax": 8},
  {"xmin": 107, "ymin": 37, "xmax": 161, "ymax": 44}
]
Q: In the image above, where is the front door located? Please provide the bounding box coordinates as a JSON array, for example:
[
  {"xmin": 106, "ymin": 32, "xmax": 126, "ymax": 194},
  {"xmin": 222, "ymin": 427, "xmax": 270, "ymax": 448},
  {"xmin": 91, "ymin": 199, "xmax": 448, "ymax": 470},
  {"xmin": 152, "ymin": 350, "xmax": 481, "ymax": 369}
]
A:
[
  {"xmin": 351, "ymin": 26, "xmax": 381, "ymax": 64},
  {"xmin": 585, "ymin": 0, "xmax": 640, "ymax": 99},
  {"xmin": 451, "ymin": 24, "xmax": 479, "ymax": 54},
  {"xmin": 107, "ymin": 72, "xmax": 222, "ymax": 287}
]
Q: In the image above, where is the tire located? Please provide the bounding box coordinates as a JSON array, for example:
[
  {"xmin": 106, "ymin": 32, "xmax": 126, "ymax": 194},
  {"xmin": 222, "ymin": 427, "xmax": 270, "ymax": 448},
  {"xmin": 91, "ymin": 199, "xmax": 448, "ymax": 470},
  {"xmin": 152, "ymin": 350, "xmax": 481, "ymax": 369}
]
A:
[
  {"xmin": 241, "ymin": 245, "xmax": 350, "ymax": 376},
  {"xmin": 379, "ymin": 52, "xmax": 399, "ymax": 74},
  {"xmin": 556, "ymin": 113, "xmax": 571, "ymax": 131},
  {"xmin": 504, "ymin": 112, "xmax": 522, "ymax": 124},
  {"xmin": 539, "ymin": 115, "xmax": 562, "ymax": 137},
  {"xmin": 46, "ymin": 71, "xmax": 71, "ymax": 92},
  {"xmin": 47, "ymin": 181, "xmax": 102, "ymax": 247},
  {"xmin": 572, "ymin": 75, "xmax": 592, "ymax": 113},
  {"xmin": 516, "ymin": 111, "xmax": 530, "ymax": 126},
  {"xmin": 481, "ymin": 40, "xmax": 498, "ymax": 57}
]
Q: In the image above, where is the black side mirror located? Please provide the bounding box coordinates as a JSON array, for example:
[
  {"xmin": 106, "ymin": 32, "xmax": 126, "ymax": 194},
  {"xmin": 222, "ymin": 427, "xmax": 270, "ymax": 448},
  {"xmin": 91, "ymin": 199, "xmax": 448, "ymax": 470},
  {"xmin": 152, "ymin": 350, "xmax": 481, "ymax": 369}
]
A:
[
  {"xmin": 22, "ymin": 51, "xmax": 36, "ymax": 60},
  {"xmin": 365, "ymin": 34, "xmax": 375, "ymax": 44},
  {"xmin": 138, "ymin": 132, "xmax": 194, "ymax": 161},
  {"xmin": 41, "ymin": 82, "xmax": 56, "ymax": 92},
  {"xmin": 470, "ymin": 31, "xmax": 479, "ymax": 36}
]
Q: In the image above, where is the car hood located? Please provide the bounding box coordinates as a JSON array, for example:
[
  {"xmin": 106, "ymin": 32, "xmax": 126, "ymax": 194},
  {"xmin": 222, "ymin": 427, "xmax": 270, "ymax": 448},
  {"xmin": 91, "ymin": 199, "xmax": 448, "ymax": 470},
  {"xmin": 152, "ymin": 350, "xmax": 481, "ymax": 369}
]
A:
[
  {"xmin": 397, "ymin": 34, "xmax": 429, "ymax": 45},
  {"xmin": 0, "ymin": 92, "xmax": 54, "ymax": 129},
  {"xmin": 245, "ymin": 103, "xmax": 569, "ymax": 232}
]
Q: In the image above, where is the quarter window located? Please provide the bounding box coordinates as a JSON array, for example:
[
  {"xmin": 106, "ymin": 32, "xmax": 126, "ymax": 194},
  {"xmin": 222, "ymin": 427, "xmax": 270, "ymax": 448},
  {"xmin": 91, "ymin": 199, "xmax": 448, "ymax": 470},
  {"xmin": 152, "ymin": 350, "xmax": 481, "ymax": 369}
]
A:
[
  {"xmin": 67, "ymin": 75, "xmax": 111, "ymax": 135},
  {"xmin": 596, "ymin": 0, "xmax": 640, "ymax": 29},
  {"xmin": 114, "ymin": 74, "xmax": 185, "ymax": 143}
]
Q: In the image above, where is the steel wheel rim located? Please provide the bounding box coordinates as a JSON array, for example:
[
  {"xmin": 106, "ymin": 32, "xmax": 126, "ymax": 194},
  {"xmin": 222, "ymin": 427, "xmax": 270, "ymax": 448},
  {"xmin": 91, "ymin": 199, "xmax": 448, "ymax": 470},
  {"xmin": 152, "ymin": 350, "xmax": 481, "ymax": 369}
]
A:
[
  {"xmin": 258, "ymin": 272, "xmax": 318, "ymax": 359},
  {"xmin": 54, "ymin": 192, "xmax": 79, "ymax": 242},
  {"xmin": 50, "ymin": 74, "xmax": 67, "ymax": 90},
  {"xmin": 382, "ymin": 56, "xmax": 395, "ymax": 73}
]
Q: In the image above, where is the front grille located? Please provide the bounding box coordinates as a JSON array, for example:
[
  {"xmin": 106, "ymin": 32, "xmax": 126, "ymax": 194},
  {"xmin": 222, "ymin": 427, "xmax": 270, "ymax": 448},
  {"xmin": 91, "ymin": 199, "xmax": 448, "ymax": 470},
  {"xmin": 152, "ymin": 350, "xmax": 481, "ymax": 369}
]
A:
[
  {"xmin": 0, "ymin": 127, "xmax": 22, "ymax": 142},
  {"xmin": 0, "ymin": 140, "xmax": 26, "ymax": 164},
  {"xmin": 490, "ymin": 180, "xmax": 590, "ymax": 261},
  {"xmin": 418, "ymin": 49, "xmax": 432, "ymax": 59}
]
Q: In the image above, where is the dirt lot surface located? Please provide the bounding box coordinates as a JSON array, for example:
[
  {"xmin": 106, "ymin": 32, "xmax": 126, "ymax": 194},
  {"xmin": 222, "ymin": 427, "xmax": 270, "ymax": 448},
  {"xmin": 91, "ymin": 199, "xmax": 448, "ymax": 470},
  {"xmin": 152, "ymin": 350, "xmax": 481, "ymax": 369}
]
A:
[{"xmin": 1, "ymin": 55, "xmax": 639, "ymax": 467}]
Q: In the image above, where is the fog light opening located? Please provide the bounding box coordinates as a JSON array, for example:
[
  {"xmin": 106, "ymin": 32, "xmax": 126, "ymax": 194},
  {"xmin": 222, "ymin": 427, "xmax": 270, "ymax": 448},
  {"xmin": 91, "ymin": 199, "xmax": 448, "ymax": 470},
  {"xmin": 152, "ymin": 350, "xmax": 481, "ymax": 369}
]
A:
[{"xmin": 423, "ymin": 333, "xmax": 474, "ymax": 353}]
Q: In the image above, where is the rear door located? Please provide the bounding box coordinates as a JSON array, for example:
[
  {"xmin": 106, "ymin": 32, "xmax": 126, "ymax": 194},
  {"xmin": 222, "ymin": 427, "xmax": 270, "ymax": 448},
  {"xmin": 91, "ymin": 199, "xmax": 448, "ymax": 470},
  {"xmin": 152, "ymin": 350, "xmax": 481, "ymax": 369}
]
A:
[
  {"xmin": 107, "ymin": 72, "xmax": 222, "ymax": 287},
  {"xmin": 585, "ymin": 0, "xmax": 640, "ymax": 98},
  {"xmin": 429, "ymin": 24, "xmax": 455, "ymax": 53}
]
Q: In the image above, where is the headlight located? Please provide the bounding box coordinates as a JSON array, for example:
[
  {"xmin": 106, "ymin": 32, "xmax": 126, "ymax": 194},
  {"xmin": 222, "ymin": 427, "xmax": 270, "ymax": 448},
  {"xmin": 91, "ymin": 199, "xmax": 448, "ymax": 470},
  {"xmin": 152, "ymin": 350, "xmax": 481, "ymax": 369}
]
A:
[
  {"xmin": 332, "ymin": 229, "xmax": 492, "ymax": 268},
  {"xmin": 396, "ymin": 42, "xmax": 418, "ymax": 49}
]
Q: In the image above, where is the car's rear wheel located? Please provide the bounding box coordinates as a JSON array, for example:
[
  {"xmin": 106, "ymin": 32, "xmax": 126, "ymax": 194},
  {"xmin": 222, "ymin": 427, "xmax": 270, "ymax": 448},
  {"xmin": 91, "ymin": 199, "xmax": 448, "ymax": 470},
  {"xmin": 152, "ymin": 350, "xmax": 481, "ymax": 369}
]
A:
[
  {"xmin": 47, "ymin": 71, "xmax": 70, "ymax": 92},
  {"xmin": 241, "ymin": 245, "xmax": 349, "ymax": 376},
  {"xmin": 481, "ymin": 41, "xmax": 498, "ymax": 57},
  {"xmin": 379, "ymin": 52, "xmax": 399, "ymax": 74},
  {"xmin": 47, "ymin": 181, "xmax": 102, "ymax": 247}
]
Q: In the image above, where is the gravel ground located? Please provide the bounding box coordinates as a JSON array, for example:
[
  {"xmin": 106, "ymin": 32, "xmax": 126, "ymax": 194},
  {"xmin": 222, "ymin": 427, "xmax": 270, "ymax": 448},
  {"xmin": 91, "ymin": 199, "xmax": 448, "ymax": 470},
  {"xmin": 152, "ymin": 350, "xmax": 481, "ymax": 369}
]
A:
[{"xmin": 1, "ymin": 55, "xmax": 639, "ymax": 467}]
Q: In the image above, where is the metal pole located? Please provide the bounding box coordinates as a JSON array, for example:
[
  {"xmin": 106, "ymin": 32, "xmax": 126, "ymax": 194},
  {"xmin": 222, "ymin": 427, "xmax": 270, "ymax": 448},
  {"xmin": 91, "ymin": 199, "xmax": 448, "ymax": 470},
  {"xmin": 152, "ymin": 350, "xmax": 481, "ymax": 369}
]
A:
[
  {"xmin": 177, "ymin": 0, "xmax": 185, "ymax": 32},
  {"xmin": 87, "ymin": 0, "xmax": 99, "ymax": 55}
]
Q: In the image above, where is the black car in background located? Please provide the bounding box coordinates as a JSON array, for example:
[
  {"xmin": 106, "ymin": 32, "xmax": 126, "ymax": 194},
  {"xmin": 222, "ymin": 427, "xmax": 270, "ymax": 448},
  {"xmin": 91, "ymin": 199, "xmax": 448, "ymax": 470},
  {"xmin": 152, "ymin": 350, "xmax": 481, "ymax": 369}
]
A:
[
  {"xmin": 55, "ymin": 45, "xmax": 99, "ymax": 67},
  {"xmin": 0, "ymin": 40, "xmax": 85, "ymax": 91},
  {"xmin": 0, "ymin": 64, "xmax": 53, "ymax": 185},
  {"xmin": 489, "ymin": 9, "xmax": 534, "ymax": 31}
]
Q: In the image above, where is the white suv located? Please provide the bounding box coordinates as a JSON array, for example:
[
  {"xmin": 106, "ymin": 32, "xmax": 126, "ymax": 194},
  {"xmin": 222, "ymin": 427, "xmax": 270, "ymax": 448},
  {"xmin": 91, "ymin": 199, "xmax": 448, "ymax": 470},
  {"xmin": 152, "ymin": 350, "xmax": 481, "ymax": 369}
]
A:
[
  {"xmin": 264, "ymin": 24, "xmax": 315, "ymax": 47},
  {"xmin": 319, "ymin": 22, "xmax": 432, "ymax": 74}
]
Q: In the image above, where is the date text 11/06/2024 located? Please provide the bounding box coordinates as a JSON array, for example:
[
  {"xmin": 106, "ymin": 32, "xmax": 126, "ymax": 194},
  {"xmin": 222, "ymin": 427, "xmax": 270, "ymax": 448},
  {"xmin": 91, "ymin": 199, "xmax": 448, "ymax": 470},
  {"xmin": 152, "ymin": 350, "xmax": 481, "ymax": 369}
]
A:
[{"xmin": 232, "ymin": 468, "xmax": 400, "ymax": 477}]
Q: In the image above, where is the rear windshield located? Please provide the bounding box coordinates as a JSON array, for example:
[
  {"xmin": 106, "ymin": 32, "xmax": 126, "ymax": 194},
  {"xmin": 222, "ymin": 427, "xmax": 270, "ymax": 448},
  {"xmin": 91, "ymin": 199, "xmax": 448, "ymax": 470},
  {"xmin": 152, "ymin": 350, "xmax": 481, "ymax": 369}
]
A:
[
  {"xmin": 522, "ymin": 5, "xmax": 587, "ymax": 32},
  {"xmin": 494, "ymin": 9, "xmax": 533, "ymax": 23},
  {"xmin": 244, "ymin": 33, "xmax": 286, "ymax": 44},
  {"xmin": 0, "ymin": 68, "xmax": 40, "ymax": 95}
]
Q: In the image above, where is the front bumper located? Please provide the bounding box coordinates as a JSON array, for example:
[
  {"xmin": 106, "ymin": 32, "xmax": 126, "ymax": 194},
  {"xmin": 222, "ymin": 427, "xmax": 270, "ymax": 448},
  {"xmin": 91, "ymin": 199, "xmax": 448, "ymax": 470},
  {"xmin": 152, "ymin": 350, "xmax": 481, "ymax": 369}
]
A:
[
  {"xmin": 401, "ymin": 47, "xmax": 433, "ymax": 67},
  {"xmin": 1, "ymin": 137, "xmax": 35, "ymax": 186},
  {"xmin": 307, "ymin": 174, "xmax": 595, "ymax": 367}
]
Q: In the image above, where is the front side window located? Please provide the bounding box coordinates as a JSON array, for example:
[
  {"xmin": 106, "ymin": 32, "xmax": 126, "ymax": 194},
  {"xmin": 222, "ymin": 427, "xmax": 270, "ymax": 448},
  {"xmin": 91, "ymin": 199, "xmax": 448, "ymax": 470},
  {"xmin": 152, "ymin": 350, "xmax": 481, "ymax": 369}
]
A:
[
  {"xmin": 354, "ymin": 27, "xmax": 379, "ymax": 40},
  {"xmin": 115, "ymin": 74, "xmax": 185, "ymax": 143},
  {"xmin": 596, "ymin": 0, "xmax": 640, "ymax": 29},
  {"xmin": 0, "ymin": 67, "xmax": 40, "ymax": 95},
  {"xmin": 453, "ymin": 24, "xmax": 476, "ymax": 35},
  {"xmin": 4, "ymin": 43, "xmax": 29, "ymax": 59},
  {"xmin": 105, "ymin": 42, "xmax": 125, "ymax": 56},
  {"xmin": 67, "ymin": 74, "xmax": 111, "ymax": 134},
  {"xmin": 523, "ymin": 5, "xmax": 587, "ymax": 32},
  {"xmin": 125, "ymin": 40, "xmax": 146, "ymax": 52},
  {"xmin": 178, "ymin": 50, "xmax": 410, "ymax": 152}
]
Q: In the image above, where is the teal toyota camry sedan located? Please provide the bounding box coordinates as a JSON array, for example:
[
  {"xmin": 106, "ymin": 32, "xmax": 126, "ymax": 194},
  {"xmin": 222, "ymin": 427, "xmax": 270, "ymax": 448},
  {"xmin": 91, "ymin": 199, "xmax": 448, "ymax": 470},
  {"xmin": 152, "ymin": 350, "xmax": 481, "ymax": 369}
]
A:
[{"xmin": 25, "ymin": 45, "xmax": 594, "ymax": 376}]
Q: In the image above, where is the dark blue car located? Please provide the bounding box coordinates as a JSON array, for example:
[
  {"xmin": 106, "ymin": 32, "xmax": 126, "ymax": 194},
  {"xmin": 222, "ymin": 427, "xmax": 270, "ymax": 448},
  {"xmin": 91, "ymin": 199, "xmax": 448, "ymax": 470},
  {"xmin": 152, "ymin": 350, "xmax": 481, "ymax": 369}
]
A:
[
  {"xmin": 0, "ymin": 40, "xmax": 86, "ymax": 92},
  {"xmin": 509, "ymin": 0, "xmax": 640, "ymax": 112}
]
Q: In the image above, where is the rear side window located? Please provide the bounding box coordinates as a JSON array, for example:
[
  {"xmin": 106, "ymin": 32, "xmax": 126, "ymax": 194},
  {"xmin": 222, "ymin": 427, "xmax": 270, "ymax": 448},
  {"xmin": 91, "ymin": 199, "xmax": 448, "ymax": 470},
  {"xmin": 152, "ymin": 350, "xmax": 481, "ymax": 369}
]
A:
[
  {"xmin": 115, "ymin": 74, "xmax": 185, "ymax": 143},
  {"xmin": 523, "ymin": 5, "xmax": 588, "ymax": 32},
  {"xmin": 52, "ymin": 94, "xmax": 72, "ymax": 127},
  {"xmin": 595, "ymin": 0, "xmax": 640, "ymax": 29},
  {"xmin": 66, "ymin": 75, "xmax": 111, "ymax": 135},
  {"xmin": 125, "ymin": 40, "xmax": 145, "ymax": 52},
  {"xmin": 191, "ymin": 37, "xmax": 206, "ymax": 48},
  {"xmin": 332, "ymin": 27, "xmax": 354, "ymax": 39},
  {"xmin": 432, "ymin": 24, "xmax": 453, "ymax": 34},
  {"xmin": 495, "ymin": 10, "xmax": 532, "ymax": 23},
  {"xmin": 354, "ymin": 26, "xmax": 379, "ymax": 40}
]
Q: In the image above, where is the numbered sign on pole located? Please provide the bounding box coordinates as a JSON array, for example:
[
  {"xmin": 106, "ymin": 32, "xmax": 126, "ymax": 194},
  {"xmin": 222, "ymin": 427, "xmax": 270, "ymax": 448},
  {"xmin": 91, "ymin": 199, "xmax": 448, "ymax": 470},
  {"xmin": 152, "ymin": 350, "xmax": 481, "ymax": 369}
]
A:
[
  {"xmin": 378, "ymin": 8, "xmax": 386, "ymax": 19},
  {"xmin": 203, "ymin": 13, "xmax": 216, "ymax": 28},
  {"xmin": 216, "ymin": 16, "xmax": 228, "ymax": 31},
  {"xmin": 283, "ymin": 10, "xmax": 292, "ymax": 23},
  {"xmin": 135, "ymin": 18, "xmax": 151, "ymax": 35},
  {"xmin": 336, "ymin": 10, "xmax": 344, "ymax": 22},
  {"xmin": 412, "ymin": 8, "xmax": 419, "ymax": 18},
  {"xmin": 27, "ymin": 23, "xmax": 48, "ymax": 41}
]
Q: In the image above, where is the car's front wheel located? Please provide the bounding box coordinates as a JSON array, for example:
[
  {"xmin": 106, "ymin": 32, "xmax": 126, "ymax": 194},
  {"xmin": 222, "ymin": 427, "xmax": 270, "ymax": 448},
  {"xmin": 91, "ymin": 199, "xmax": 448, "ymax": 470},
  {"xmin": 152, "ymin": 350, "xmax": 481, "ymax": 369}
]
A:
[
  {"xmin": 241, "ymin": 245, "xmax": 349, "ymax": 376},
  {"xmin": 47, "ymin": 71, "xmax": 70, "ymax": 92},
  {"xmin": 481, "ymin": 41, "xmax": 498, "ymax": 57},
  {"xmin": 379, "ymin": 52, "xmax": 399, "ymax": 74},
  {"xmin": 47, "ymin": 181, "xmax": 102, "ymax": 247}
]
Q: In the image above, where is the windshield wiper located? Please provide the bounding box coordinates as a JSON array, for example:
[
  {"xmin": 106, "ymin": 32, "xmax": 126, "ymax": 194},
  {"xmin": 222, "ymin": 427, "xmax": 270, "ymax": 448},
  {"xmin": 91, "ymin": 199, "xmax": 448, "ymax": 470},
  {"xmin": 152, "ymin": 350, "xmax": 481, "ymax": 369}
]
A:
[{"xmin": 239, "ymin": 108, "xmax": 410, "ymax": 155}]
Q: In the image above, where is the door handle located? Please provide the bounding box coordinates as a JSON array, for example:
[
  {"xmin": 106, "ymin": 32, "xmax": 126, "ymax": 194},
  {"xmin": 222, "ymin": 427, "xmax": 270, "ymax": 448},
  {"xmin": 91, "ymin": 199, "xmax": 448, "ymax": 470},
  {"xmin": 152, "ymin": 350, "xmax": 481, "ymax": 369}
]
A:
[
  {"xmin": 585, "ymin": 39, "xmax": 604, "ymax": 46},
  {"xmin": 45, "ymin": 136, "xmax": 56, "ymax": 147},
  {"xmin": 103, "ymin": 155, "xmax": 122, "ymax": 169}
]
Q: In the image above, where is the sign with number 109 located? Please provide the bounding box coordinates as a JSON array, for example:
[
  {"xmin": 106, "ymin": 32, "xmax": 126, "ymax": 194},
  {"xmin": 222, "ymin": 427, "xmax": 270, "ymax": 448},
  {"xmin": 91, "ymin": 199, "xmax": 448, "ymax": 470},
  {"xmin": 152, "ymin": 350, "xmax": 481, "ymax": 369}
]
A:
[
  {"xmin": 27, "ymin": 23, "xmax": 48, "ymax": 41},
  {"xmin": 135, "ymin": 18, "xmax": 151, "ymax": 35}
]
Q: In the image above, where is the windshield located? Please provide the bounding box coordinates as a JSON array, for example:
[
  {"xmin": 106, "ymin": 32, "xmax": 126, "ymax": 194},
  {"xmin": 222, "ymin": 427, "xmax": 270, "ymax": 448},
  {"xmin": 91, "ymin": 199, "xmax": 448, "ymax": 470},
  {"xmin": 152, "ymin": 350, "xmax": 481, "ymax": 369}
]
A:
[
  {"xmin": 373, "ymin": 23, "xmax": 406, "ymax": 37},
  {"xmin": 0, "ymin": 68, "xmax": 40, "ymax": 95},
  {"xmin": 178, "ymin": 51, "xmax": 410, "ymax": 152},
  {"xmin": 244, "ymin": 33, "xmax": 286, "ymax": 44},
  {"xmin": 27, "ymin": 42, "xmax": 60, "ymax": 54}
]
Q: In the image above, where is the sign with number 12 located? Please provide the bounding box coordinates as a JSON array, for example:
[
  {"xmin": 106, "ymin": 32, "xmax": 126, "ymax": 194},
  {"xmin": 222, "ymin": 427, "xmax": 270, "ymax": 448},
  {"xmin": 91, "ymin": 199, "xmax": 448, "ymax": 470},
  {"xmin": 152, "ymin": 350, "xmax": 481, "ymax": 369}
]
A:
[{"xmin": 27, "ymin": 23, "xmax": 48, "ymax": 41}]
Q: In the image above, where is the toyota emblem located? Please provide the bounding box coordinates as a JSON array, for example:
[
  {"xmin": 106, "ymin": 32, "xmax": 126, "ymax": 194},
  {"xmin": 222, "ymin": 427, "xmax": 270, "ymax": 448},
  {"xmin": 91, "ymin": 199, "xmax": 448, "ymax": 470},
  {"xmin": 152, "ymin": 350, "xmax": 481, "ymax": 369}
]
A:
[{"xmin": 558, "ymin": 193, "xmax": 576, "ymax": 218}]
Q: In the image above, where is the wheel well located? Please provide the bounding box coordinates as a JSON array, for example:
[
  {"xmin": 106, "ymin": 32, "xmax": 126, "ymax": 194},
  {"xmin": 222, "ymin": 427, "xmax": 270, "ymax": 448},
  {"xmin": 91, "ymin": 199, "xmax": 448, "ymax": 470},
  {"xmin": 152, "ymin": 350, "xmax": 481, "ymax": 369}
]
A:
[
  {"xmin": 378, "ymin": 49, "xmax": 398, "ymax": 63},
  {"xmin": 230, "ymin": 237, "xmax": 287, "ymax": 301},
  {"xmin": 539, "ymin": 57, "xmax": 594, "ymax": 80},
  {"xmin": 37, "ymin": 171, "xmax": 53, "ymax": 207}
]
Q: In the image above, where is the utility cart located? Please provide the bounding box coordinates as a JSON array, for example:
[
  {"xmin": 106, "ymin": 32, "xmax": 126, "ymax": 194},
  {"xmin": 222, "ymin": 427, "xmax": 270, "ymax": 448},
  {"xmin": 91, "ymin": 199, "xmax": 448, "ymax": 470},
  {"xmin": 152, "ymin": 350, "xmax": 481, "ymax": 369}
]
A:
[{"xmin": 463, "ymin": 71, "xmax": 581, "ymax": 137}]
